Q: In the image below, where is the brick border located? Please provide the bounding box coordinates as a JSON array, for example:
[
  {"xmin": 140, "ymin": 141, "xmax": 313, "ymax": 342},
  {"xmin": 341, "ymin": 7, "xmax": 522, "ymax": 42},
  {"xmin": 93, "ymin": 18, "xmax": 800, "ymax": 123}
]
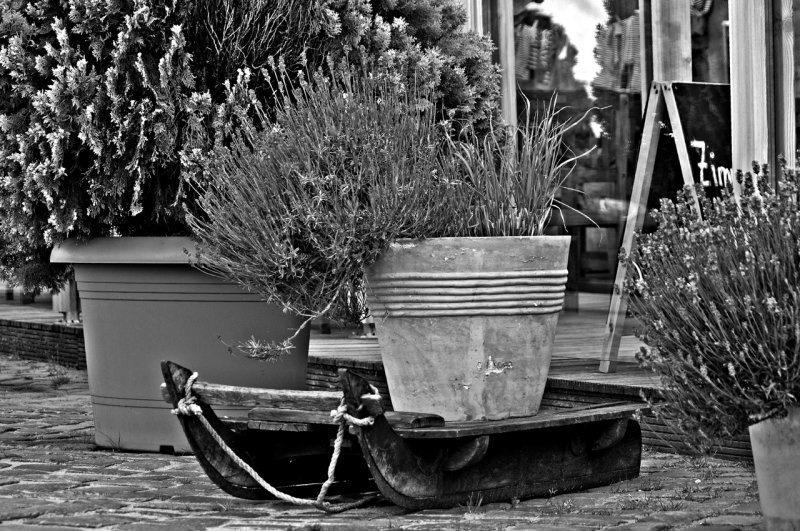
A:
[{"xmin": 0, "ymin": 319, "xmax": 86, "ymax": 369}]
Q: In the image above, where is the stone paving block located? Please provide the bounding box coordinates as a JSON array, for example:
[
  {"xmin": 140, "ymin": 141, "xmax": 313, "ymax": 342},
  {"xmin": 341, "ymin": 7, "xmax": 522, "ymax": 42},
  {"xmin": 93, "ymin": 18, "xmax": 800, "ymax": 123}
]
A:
[
  {"xmin": 8, "ymin": 463, "xmax": 66, "ymax": 473},
  {"xmin": 113, "ymin": 459, "xmax": 177, "ymax": 472},
  {"xmin": 703, "ymin": 514, "xmax": 766, "ymax": 527},
  {"xmin": 67, "ymin": 456, "xmax": 126, "ymax": 468},
  {"xmin": 506, "ymin": 523, "xmax": 584, "ymax": 531},
  {"xmin": 727, "ymin": 500, "xmax": 762, "ymax": 515},
  {"xmin": 6, "ymin": 524, "xmax": 78, "ymax": 531},
  {"xmin": 72, "ymin": 484, "xmax": 152, "ymax": 496},
  {"xmin": 0, "ymin": 499, "xmax": 48, "ymax": 521},
  {"xmin": 119, "ymin": 517, "xmax": 233, "ymax": 530},
  {"xmin": 5, "ymin": 482, "xmax": 87, "ymax": 495},
  {"xmin": 605, "ymin": 523, "xmax": 673, "ymax": 531},
  {"xmin": 0, "ymin": 468, "xmax": 45, "ymax": 479},
  {"xmin": 65, "ymin": 467, "xmax": 139, "ymax": 477},
  {"xmin": 29, "ymin": 514, "xmax": 143, "ymax": 528}
]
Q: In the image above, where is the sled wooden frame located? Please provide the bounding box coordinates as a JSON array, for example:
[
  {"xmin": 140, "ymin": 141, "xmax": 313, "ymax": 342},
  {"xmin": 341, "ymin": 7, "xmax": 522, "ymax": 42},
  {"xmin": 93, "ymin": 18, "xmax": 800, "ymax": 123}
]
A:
[{"xmin": 162, "ymin": 360, "xmax": 645, "ymax": 510}]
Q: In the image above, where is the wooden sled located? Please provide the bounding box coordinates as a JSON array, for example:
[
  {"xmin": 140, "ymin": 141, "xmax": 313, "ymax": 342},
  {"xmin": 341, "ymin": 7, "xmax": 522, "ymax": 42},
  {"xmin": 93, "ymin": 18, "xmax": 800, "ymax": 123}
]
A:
[
  {"xmin": 160, "ymin": 360, "xmax": 374, "ymax": 500},
  {"xmin": 162, "ymin": 360, "xmax": 644, "ymax": 510}
]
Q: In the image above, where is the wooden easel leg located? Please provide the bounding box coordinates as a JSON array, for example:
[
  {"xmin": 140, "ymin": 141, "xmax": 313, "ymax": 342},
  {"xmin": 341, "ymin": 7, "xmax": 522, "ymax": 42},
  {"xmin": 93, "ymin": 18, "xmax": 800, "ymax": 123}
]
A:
[{"xmin": 599, "ymin": 83, "xmax": 665, "ymax": 373}]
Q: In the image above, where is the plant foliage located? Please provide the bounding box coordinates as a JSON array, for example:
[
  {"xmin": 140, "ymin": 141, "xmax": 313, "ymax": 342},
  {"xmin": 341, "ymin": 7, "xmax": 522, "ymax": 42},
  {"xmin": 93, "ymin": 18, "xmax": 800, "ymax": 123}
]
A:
[
  {"xmin": 627, "ymin": 165, "xmax": 800, "ymax": 454},
  {"xmin": 187, "ymin": 60, "xmax": 581, "ymax": 357},
  {"xmin": 187, "ymin": 61, "xmax": 465, "ymax": 333},
  {"xmin": 0, "ymin": 0, "xmax": 499, "ymax": 293},
  {"xmin": 0, "ymin": 0, "xmax": 196, "ymax": 291},
  {"xmin": 447, "ymin": 97, "xmax": 591, "ymax": 237}
]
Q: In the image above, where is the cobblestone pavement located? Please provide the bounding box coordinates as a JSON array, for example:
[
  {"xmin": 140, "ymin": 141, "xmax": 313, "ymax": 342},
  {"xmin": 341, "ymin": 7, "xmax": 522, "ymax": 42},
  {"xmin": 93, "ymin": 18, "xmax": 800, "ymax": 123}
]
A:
[{"xmin": 0, "ymin": 354, "xmax": 764, "ymax": 530}]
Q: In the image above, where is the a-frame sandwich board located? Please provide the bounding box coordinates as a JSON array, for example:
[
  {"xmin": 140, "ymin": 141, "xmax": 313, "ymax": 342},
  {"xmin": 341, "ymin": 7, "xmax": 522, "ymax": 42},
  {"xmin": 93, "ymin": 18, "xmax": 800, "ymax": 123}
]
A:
[{"xmin": 598, "ymin": 82, "xmax": 703, "ymax": 373}]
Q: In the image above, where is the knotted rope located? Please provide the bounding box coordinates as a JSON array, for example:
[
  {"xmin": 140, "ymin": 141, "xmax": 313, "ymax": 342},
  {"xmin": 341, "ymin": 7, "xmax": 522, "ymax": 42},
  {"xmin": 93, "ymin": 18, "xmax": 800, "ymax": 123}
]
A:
[{"xmin": 171, "ymin": 372, "xmax": 379, "ymax": 513}]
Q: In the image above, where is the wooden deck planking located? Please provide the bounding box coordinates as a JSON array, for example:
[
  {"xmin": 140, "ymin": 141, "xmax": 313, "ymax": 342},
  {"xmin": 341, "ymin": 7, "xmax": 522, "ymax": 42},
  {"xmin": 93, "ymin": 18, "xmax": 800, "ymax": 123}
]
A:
[{"xmin": 308, "ymin": 293, "xmax": 657, "ymax": 395}]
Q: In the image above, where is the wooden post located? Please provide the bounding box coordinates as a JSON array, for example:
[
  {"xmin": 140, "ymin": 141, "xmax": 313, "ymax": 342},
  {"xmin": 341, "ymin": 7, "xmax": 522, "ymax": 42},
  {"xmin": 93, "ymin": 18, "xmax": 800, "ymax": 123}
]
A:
[
  {"xmin": 730, "ymin": 3, "xmax": 772, "ymax": 173},
  {"xmin": 772, "ymin": 0, "xmax": 795, "ymax": 171},
  {"xmin": 463, "ymin": 0, "xmax": 484, "ymax": 33},
  {"xmin": 729, "ymin": 1, "xmax": 795, "ymax": 176},
  {"xmin": 639, "ymin": 0, "xmax": 654, "ymax": 112},
  {"xmin": 53, "ymin": 278, "xmax": 80, "ymax": 322},
  {"xmin": 496, "ymin": 0, "xmax": 517, "ymax": 127},
  {"xmin": 650, "ymin": 0, "xmax": 692, "ymax": 82}
]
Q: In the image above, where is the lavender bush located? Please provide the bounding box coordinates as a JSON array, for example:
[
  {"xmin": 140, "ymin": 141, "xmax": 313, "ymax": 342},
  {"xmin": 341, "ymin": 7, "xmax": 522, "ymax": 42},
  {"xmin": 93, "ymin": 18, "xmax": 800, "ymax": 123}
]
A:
[
  {"xmin": 187, "ymin": 60, "xmax": 583, "ymax": 358},
  {"xmin": 187, "ymin": 60, "xmax": 466, "ymax": 355},
  {"xmin": 627, "ymin": 165, "xmax": 800, "ymax": 454}
]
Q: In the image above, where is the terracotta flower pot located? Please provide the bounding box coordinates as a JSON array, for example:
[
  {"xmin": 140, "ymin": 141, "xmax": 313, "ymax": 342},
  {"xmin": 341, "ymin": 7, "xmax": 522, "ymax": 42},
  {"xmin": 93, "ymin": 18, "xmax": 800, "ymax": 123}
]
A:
[
  {"xmin": 749, "ymin": 407, "xmax": 800, "ymax": 529},
  {"xmin": 366, "ymin": 236, "xmax": 571, "ymax": 421},
  {"xmin": 51, "ymin": 237, "xmax": 309, "ymax": 452}
]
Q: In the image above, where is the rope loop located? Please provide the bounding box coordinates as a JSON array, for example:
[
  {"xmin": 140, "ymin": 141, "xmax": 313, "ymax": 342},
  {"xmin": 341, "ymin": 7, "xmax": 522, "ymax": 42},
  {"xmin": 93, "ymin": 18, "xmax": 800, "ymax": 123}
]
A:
[
  {"xmin": 170, "ymin": 371, "xmax": 377, "ymax": 513},
  {"xmin": 171, "ymin": 372, "xmax": 202, "ymax": 416}
]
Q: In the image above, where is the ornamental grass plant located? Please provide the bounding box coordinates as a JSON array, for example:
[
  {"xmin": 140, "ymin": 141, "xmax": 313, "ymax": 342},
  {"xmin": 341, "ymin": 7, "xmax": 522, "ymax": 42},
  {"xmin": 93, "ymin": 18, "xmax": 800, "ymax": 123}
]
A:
[
  {"xmin": 186, "ymin": 60, "xmax": 583, "ymax": 357},
  {"xmin": 627, "ymin": 165, "xmax": 800, "ymax": 454}
]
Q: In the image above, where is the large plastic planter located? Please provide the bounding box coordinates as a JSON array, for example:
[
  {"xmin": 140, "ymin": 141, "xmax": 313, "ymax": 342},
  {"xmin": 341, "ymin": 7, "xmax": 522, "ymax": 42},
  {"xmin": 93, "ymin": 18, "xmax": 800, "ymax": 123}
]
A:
[{"xmin": 51, "ymin": 237, "xmax": 309, "ymax": 452}]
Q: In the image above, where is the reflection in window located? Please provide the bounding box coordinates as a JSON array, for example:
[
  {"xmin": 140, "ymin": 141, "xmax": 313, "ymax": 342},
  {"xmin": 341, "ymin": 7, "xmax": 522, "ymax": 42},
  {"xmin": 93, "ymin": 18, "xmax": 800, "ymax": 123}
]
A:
[{"xmin": 514, "ymin": 0, "xmax": 639, "ymax": 292}]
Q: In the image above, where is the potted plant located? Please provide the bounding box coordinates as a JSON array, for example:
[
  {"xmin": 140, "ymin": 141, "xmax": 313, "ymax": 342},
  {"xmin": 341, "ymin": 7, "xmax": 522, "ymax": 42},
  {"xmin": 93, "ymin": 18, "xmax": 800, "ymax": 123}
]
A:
[
  {"xmin": 187, "ymin": 58, "xmax": 586, "ymax": 422},
  {"xmin": 625, "ymin": 165, "xmax": 800, "ymax": 528},
  {"xmin": 1, "ymin": 0, "xmax": 500, "ymax": 448},
  {"xmin": 0, "ymin": 0, "xmax": 325, "ymax": 452}
]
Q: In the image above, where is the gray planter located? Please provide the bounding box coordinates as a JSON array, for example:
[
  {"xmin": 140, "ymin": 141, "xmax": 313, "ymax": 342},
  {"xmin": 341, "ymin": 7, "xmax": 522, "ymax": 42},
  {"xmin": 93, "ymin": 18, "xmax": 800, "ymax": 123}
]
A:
[
  {"xmin": 52, "ymin": 237, "xmax": 308, "ymax": 452},
  {"xmin": 749, "ymin": 407, "xmax": 800, "ymax": 528}
]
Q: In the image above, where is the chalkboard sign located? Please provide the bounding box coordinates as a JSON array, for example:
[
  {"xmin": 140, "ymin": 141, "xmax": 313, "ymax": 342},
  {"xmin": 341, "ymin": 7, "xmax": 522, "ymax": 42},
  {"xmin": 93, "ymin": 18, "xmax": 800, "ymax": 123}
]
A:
[
  {"xmin": 670, "ymin": 82, "xmax": 732, "ymax": 197},
  {"xmin": 648, "ymin": 82, "xmax": 732, "ymax": 208}
]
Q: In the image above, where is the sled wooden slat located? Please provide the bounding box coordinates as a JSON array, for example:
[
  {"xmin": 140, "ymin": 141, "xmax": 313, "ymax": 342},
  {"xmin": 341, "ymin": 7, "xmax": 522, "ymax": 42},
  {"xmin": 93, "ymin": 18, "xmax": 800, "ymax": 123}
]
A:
[{"xmin": 394, "ymin": 402, "xmax": 645, "ymax": 439}]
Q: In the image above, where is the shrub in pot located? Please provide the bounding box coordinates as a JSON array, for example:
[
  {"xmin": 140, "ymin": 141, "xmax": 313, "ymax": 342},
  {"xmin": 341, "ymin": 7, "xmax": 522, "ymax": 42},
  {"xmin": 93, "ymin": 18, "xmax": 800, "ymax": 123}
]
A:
[
  {"xmin": 187, "ymin": 59, "xmax": 587, "ymax": 421},
  {"xmin": 0, "ymin": 0, "xmax": 320, "ymax": 450},
  {"xmin": 626, "ymin": 166, "xmax": 800, "ymax": 527}
]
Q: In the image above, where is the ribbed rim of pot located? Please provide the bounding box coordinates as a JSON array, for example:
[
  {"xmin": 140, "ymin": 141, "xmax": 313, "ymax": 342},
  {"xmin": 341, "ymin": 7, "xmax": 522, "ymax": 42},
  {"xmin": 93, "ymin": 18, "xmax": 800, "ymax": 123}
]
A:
[{"xmin": 50, "ymin": 237, "xmax": 199, "ymax": 265}]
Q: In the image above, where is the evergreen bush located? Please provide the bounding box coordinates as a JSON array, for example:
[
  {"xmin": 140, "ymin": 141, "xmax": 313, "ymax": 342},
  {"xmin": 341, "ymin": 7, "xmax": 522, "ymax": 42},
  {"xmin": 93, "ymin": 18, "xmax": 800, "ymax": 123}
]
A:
[{"xmin": 0, "ymin": 0, "xmax": 498, "ymax": 293}]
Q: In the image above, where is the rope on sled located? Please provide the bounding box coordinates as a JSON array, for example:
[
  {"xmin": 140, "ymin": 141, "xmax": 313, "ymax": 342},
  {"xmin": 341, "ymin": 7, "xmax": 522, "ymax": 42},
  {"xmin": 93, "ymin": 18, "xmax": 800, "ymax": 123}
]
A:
[{"xmin": 172, "ymin": 371, "xmax": 380, "ymax": 513}]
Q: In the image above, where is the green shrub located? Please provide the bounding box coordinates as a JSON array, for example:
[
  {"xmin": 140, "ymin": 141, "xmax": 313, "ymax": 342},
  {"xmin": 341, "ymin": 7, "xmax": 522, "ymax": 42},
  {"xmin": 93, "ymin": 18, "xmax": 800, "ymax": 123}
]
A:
[
  {"xmin": 627, "ymin": 165, "xmax": 800, "ymax": 454},
  {"xmin": 317, "ymin": 0, "xmax": 500, "ymax": 130},
  {"xmin": 0, "ymin": 0, "xmax": 196, "ymax": 291},
  {"xmin": 0, "ymin": 0, "xmax": 498, "ymax": 294}
]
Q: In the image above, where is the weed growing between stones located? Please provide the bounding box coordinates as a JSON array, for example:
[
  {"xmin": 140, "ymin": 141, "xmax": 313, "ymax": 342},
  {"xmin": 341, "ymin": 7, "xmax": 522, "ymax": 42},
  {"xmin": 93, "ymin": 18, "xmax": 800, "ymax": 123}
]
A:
[
  {"xmin": 539, "ymin": 497, "xmax": 578, "ymax": 515},
  {"xmin": 611, "ymin": 477, "xmax": 665, "ymax": 494},
  {"xmin": 620, "ymin": 493, "xmax": 684, "ymax": 512},
  {"xmin": 46, "ymin": 354, "xmax": 70, "ymax": 389},
  {"xmin": 462, "ymin": 492, "xmax": 484, "ymax": 518}
]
